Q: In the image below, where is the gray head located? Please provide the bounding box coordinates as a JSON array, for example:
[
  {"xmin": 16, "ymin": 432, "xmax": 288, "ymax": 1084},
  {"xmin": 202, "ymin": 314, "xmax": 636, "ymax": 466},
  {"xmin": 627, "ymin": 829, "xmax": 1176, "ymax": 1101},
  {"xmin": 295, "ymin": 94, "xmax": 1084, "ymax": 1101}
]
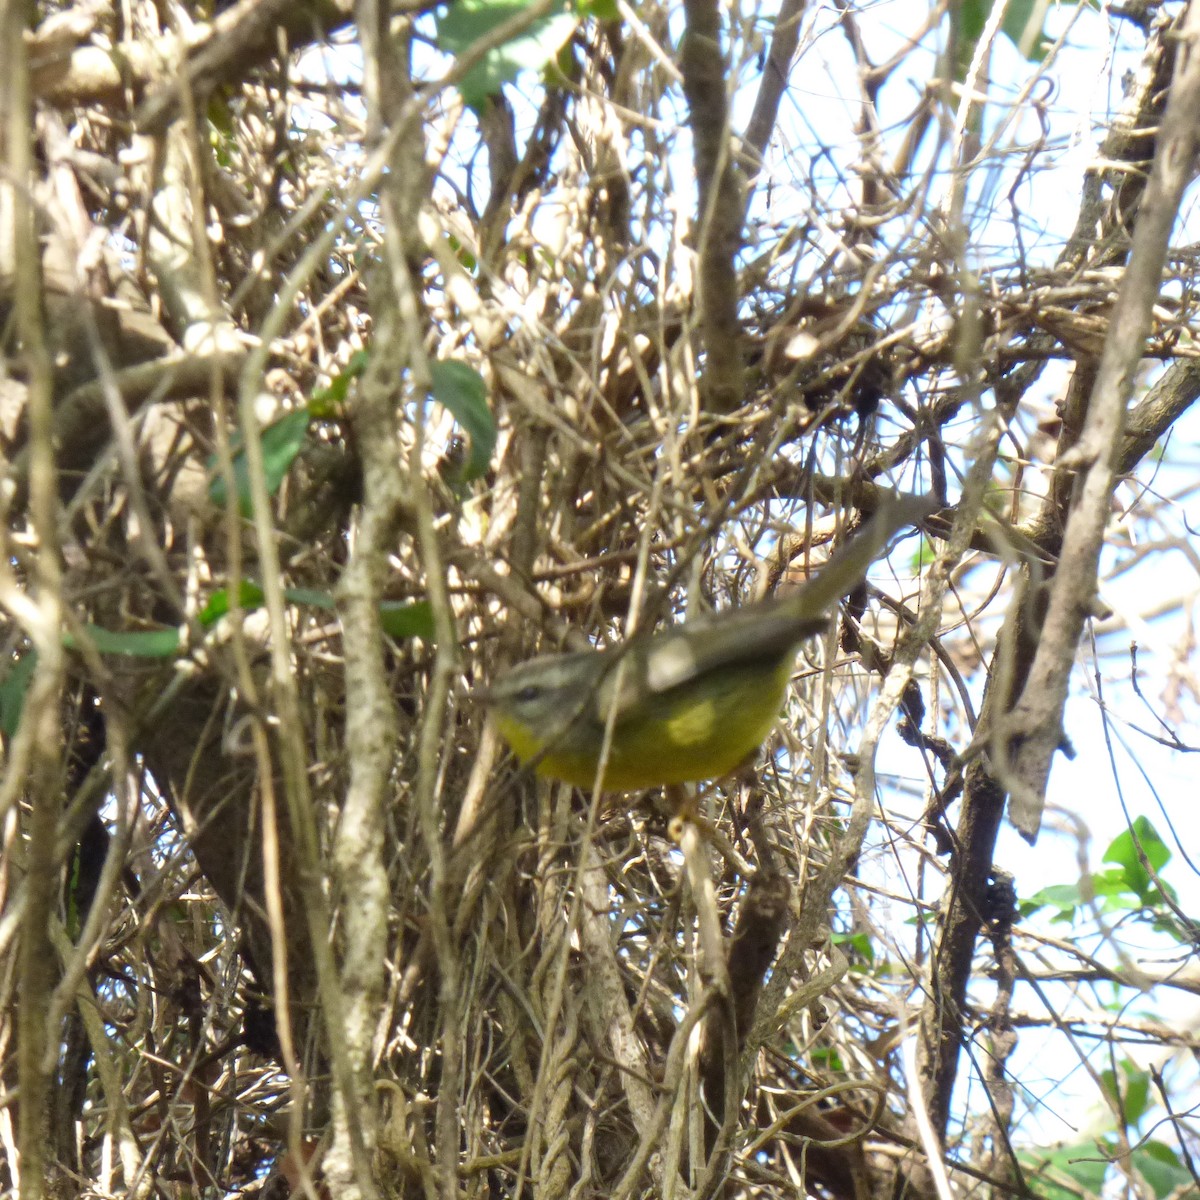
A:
[{"xmin": 483, "ymin": 649, "xmax": 605, "ymax": 725}]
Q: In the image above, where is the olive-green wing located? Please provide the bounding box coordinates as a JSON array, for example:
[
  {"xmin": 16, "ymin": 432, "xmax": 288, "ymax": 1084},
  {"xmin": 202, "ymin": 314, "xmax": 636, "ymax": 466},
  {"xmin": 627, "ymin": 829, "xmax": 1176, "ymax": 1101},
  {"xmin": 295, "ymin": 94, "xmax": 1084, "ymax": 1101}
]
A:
[
  {"xmin": 767, "ymin": 491, "xmax": 934, "ymax": 618},
  {"xmin": 597, "ymin": 492, "xmax": 932, "ymax": 712}
]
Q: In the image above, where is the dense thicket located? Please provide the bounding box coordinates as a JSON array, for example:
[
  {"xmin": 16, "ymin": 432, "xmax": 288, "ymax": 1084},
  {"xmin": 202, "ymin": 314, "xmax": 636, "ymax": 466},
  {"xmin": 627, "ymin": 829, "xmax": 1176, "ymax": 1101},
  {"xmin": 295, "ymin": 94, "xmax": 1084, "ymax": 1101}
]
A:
[{"xmin": 2, "ymin": 2, "xmax": 1199, "ymax": 1198}]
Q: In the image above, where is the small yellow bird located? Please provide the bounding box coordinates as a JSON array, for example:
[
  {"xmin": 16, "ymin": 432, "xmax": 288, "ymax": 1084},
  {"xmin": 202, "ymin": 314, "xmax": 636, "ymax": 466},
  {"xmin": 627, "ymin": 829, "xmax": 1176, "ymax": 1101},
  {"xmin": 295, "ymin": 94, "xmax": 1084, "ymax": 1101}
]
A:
[{"xmin": 484, "ymin": 494, "xmax": 931, "ymax": 791}]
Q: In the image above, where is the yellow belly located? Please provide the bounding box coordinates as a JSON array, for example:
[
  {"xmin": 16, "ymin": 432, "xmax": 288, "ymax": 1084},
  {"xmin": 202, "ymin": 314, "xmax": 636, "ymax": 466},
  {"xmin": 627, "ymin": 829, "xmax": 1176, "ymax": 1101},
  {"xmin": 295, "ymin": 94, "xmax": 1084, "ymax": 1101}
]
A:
[{"xmin": 531, "ymin": 655, "xmax": 795, "ymax": 791}]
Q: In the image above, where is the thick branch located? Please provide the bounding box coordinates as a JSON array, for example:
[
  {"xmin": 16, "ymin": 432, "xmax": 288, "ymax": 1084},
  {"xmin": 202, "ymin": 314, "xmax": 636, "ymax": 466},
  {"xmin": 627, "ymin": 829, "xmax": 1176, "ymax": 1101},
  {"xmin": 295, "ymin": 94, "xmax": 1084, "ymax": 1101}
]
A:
[
  {"xmin": 1005, "ymin": 0, "xmax": 1200, "ymax": 841},
  {"xmin": 741, "ymin": 0, "xmax": 805, "ymax": 188},
  {"xmin": 917, "ymin": 3, "xmax": 1200, "ymax": 1145},
  {"xmin": 31, "ymin": 0, "xmax": 358, "ymax": 114},
  {"xmin": 680, "ymin": 0, "xmax": 744, "ymax": 413}
]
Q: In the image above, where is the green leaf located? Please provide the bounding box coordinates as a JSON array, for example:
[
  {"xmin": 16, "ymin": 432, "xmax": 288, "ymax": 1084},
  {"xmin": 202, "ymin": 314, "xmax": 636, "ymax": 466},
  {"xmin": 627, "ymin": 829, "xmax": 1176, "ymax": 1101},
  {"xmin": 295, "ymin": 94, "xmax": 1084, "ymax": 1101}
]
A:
[
  {"xmin": 446, "ymin": 234, "xmax": 478, "ymax": 274},
  {"xmin": 311, "ymin": 350, "xmax": 370, "ymax": 415},
  {"xmin": 910, "ymin": 540, "xmax": 938, "ymax": 570},
  {"xmin": 207, "ymin": 93, "xmax": 236, "ymax": 168},
  {"xmin": 1103, "ymin": 817, "xmax": 1171, "ymax": 902},
  {"xmin": 198, "ymin": 581, "xmax": 267, "ymax": 627},
  {"xmin": 201, "ymin": 583, "xmax": 432, "ymax": 641},
  {"xmin": 82, "ymin": 588, "xmax": 432, "ymax": 664},
  {"xmin": 1121, "ymin": 1067, "xmax": 1150, "ymax": 1129},
  {"xmin": 201, "ymin": 583, "xmax": 344, "ymax": 628},
  {"xmin": 1017, "ymin": 1144, "xmax": 1109, "ymax": 1200},
  {"xmin": 952, "ymin": 0, "xmax": 1052, "ymax": 80},
  {"xmin": 209, "ymin": 407, "xmax": 312, "ymax": 516},
  {"xmin": 283, "ymin": 587, "xmax": 337, "ymax": 612},
  {"xmin": 1086, "ymin": 868, "xmax": 1143, "ymax": 919},
  {"xmin": 579, "ymin": 0, "xmax": 618, "ymax": 18},
  {"xmin": 435, "ymin": 0, "xmax": 579, "ymax": 111},
  {"xmin": 430, "ymin": 360, "xmax": 496, "ymax": 483},
  {"xmin": 65, "ymin": 843, "xmax": 85, "ymax": 939},
  {"xmin": 807, "ymin": 1045, "xmax": 844, "ymax": 1072},
  {"xmin": 72, "ymin": 624, "xmax": 181, "ymax": 658},
  {"xmin": 1089, "ymin": 867, "xmax": 1134, "ymax": 898},
  {"xmin": 1001, "ymin": 0, "xmax": 1049, "ymax": 61},
  {"xmin": 1131, "ymin": 1141, "xmax": 1193, "ymax": 1199},
  {"xmin": 255, "ymin": 407, "xmax": 312, "ymax": 493},
  {"xmin": 1021, "ymin": 882, "xmax": 1083, "ymax": 921},
  {"xmin": 952, "ymin": 0, "xmax": 988, "ymax": 82},
  {"xmin": 380, "ymin": 600, "xmax": 436, "ymax": 641},
  {"xmin": 832, "ymin": 930, "xmax": 875, "ymax": 965},
  {"xmin": 0, "ymin": 649, "xmax": 37, "ymax": 737},
  {"xmin": 1101, "ymin": 1060, "xmax": 1150, "ymax": 1129}
]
